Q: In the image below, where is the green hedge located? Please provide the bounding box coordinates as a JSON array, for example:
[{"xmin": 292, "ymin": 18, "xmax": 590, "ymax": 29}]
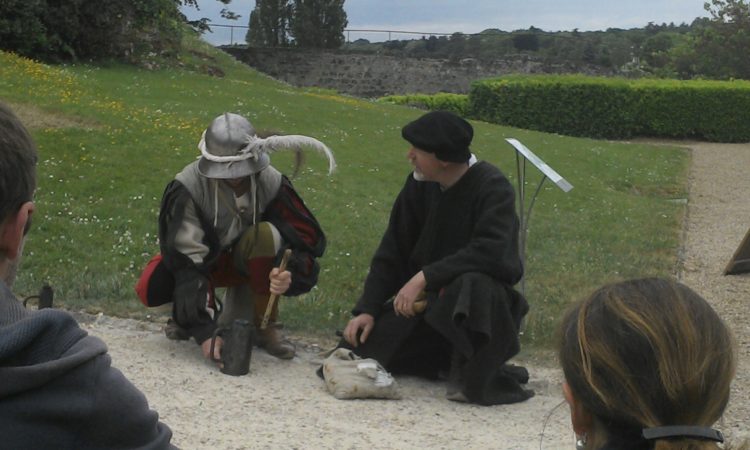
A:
[
  {"xmin": 469, "ymin": 75, "xmax": 750, "ymax": 142},
  {"xmin": 378, "ymin": 92, "xmax": 470, "ymax": 117},
  {"xmin": 633, "ymin": 79, "xmax": 750, "ymax": 142},
  {"xmin": 470, "ymin": 76, "xmax": 639, "ymax": 139}
]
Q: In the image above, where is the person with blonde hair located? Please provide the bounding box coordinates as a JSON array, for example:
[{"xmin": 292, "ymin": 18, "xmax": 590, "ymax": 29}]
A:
[{"xmin": 558, "ymin": 277, "xmax": 736, "ymax": 450}]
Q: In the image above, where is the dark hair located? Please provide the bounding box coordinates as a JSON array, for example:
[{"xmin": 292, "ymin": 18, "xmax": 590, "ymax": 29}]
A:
[
  {"xmin": 0, "ymin": 102, "xmax": 37, "ymax": 224},
  {"xmin": 558, "ymin": 278, "xmax": 736, "ymax": 450}
]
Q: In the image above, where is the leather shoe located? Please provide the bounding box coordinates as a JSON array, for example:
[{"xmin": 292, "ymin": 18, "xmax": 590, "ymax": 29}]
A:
[
  {"xmin": 164, "ymin": 318, "xmax": 190, "ymax": 341},
  {"xmin": 257, "ymin": 324, "xmax": 295, "ymax": 359}
]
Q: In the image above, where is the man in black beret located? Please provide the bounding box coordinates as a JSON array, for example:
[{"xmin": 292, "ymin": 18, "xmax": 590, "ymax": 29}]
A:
[{"xmin": 340, "ymin": 111, "xmax": 533, "ymax": 405}]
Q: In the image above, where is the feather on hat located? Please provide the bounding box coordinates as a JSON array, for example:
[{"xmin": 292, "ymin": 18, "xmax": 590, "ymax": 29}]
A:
[{"xmin": 197, "ymin": 112, "xmax": 336, "ymax": 179}]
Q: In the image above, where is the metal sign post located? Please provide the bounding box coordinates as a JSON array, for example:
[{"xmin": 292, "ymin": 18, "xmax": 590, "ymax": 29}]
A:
[{"xmin": 505, "ymin": 138, "xmax": 573, "ymax": 296}]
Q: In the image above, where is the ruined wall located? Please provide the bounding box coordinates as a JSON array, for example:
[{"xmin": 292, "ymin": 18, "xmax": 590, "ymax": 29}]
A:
[{"xmin": 221, "ymin": 47, "xmax": 611, "ymax": 98}]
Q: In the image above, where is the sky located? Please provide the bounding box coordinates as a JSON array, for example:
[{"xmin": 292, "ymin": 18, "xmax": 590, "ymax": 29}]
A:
[{"xmin": 182, "ymin": 0, "xmax": 710, "ymax": 46}]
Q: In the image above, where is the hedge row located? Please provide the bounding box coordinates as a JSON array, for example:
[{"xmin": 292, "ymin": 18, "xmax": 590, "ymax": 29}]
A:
[
  {"xmin": 469, "ymin": 75, "xmax": 750, "ymax": 142},
  {"xmin": 378, "ymin": 92, "xmax": 470, "ymax": 117},
  {"xmin": 380, "ymin": 76, "xmax": 750, "ymax": 143},
  {"xmin": 634, "ymin": 80, "xmax": 750, "ymax": 142}
]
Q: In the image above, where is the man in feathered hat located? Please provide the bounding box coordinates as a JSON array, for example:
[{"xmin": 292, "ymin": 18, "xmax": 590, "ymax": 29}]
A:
[{"xmin": 137, "ymin": 112, "xmax": 334, "ymax": 362}]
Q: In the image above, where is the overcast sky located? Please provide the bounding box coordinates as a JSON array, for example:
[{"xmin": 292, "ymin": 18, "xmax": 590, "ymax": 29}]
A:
[{"xmin": 182, "ymin": 0, "xmax": 710, "ymax": 45}]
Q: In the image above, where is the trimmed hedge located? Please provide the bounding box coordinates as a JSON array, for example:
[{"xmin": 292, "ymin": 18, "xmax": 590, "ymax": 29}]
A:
[
  {"xmin": 378, "ymin": 92, "xmax": 470, "ymax": 117},
  {"xmin": 469, "ymin": 75, "xmax": 750, "ymax": 142},
  {"xmin": 633, "ymin": 79, "xmax": 750, "ymax": 142}
]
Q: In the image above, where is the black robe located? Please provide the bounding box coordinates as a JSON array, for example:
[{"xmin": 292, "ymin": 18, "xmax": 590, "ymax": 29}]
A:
[{"xmin": 349, "ymin": 161, "xmax": 531, "ymax": 405}]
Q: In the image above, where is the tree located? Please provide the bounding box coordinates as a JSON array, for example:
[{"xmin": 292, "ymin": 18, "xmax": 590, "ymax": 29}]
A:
[
  {"xmin": 289, "ymin": 0, "xmax": 347, "ymax": 49},
  {"xmin": 667, "ymin": 38, "xmax": 700, "ymax": 78},
  {"xmin": 180, "ymin": 0, "xmax": 233, "ymax": 33},
  {"xmin": 512, "ymin": 33, "xmax": 540, "ymax": 51},
  {"xmin": 424, "ymin": 35, "xmax": 439, "ymax": 52},
  {"xmin": 0, "ymin": 0, "xmax": 47, "ymax": 57},
  {"xmin": 445, "ymin": 33, "xmax": 467, "ymax": 60},
  {"xmin": 0, "ymin": 0, "xmax": 185, "ymax": 62},
  {"xmin": 246, "ymin": 0, "xmax": 292, "ymax": 47},
  {"xmin": 689, "ymin": 0, "xmax": 750, "ymax": 78},
  {"xmin": 641, "ymin": 33, "xmax": 676, "ymax": 68}
]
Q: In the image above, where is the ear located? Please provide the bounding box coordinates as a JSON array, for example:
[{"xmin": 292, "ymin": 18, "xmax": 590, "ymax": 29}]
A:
[
  {"xmin": 0, "ymin": 202, "xmax": 34, "ymax": 260},
  {"xmin": 563, "ymin": 381, "xmax": 594, "ymax": 436}
]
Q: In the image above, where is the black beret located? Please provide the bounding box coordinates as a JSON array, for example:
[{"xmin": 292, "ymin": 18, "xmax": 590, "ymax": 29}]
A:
[{"xmin": 401, "ymin": 111, "xmax": 473, "ymax": 163}]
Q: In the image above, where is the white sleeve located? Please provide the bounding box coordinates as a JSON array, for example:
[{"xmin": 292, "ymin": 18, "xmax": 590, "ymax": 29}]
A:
[{"xmin": 174, "ymin": 200, "xmax": 210, "ymax": 264}]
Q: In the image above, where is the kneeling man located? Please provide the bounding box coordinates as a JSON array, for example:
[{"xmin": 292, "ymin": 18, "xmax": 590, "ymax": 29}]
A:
[{"xmin": 342, "ymin": 111, "xmax": 533, "ymax": 405}]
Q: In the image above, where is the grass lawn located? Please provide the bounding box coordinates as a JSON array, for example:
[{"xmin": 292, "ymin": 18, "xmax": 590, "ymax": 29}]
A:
[{"xmin": 0, "ymin": 35, "xmax": 690, "ymax": 348}]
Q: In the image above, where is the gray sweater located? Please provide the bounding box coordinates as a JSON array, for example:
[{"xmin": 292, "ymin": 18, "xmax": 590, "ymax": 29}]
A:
[{"xmin": 0, "ymin": 281, "xmax": 175, "ymax": 449}]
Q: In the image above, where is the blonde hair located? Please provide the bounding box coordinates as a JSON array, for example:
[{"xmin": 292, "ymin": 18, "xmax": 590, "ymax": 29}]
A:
[{"xmin": 558, "ymin": 278, "xmax": 736, "ymax": 450}]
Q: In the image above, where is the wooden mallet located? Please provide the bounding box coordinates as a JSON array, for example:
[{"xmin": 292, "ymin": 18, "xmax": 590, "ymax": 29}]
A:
[
  {"xmin": 260, "ymin": 248, "xmax": 292, "ymax": 330},
  {"xmin": 388, "ymin": 291, "xmax": 428, "ymax": 314},
  {"xmin": 412, "ymin": 290, "xmax": 427, "ymax": 314}
]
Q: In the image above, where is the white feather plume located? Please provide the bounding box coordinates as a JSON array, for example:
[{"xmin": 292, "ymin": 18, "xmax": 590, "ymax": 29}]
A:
[{"xmin": 247, "ymin": 134, "xmax": 336, "ymax": 174}]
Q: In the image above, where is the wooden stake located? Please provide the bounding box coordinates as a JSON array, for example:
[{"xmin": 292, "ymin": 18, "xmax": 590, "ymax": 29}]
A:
[{"xmin": 260, "ymin": 249, "xmax": 292, "ymax": 330}]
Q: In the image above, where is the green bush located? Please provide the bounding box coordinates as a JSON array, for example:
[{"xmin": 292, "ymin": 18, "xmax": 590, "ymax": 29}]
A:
[
  {"xmin": 470, "ymin": 75, "xmax": 750, "ymax": 142},
  {"xmin": 635, "ymin": 80, "xmax": 750, "ymax": 142},
  {"xmin": 0, "ymin": 0, "xmax": 183, "ymax": 62},
  {"xmin": 378, "ymin": 92, "xmax": 470, "ymax": 117},
  {"xmin": 470, "ymin": 76, "xmax": 639, "ymax": 139}
]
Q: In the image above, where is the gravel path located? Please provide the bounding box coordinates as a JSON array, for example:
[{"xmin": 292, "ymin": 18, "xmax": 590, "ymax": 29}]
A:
[
  {"xmin": 675, "ymin": 142, "xmax": 750, "ymax": 441},
  {"xmin": 79, "ymin": 141, "xmax": 749, "ymax": 449}
]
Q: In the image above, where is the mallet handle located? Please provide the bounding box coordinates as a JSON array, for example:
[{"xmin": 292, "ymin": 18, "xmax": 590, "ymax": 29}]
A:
[{"xmin": 260, "ymin": 249, "xmax": 292, "ymax": 330}]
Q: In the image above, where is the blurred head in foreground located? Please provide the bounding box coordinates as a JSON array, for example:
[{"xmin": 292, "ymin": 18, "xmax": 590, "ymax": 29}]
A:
[
  {"xmin": 558, "ymin": 277, "xmax": 735, "ymax": 450},
  {"xmin": 0, "ymin": 102, "xmax": 37, "ymax": 286}
]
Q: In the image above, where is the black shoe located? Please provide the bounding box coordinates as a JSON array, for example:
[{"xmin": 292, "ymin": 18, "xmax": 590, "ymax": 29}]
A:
[
  {"xmin": 501, "ymin": 364, "xmax": 530, "ymax": 384},
  {"xmin": 164, "ymin": 319, "xmax": 190, "ymax": 341}
]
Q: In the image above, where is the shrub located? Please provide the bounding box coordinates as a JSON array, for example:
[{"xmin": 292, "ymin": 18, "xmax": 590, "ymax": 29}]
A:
[
  {"xmin": 0, "ymin": 0, "xmax": 184, "ymax": 62},
  {"xmin": 635, "ymin": 79, "xmax": 750, "ymax": 142},
  {"xmin": 378, "ymin": 93, "xmax": 470, "ymax": 117},
  {"xmin": 470, "ymin": 75, "xmax": 750, "ymax": 142},
  {"xmin": 470, "ymin": 75, "xmax": 640, "ymax": 139}
]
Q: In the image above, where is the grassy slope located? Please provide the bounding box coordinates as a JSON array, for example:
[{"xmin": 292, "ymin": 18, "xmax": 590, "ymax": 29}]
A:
[{"xmin": 0, "ymin": 35, "xmax": 689, "ymax": 346}]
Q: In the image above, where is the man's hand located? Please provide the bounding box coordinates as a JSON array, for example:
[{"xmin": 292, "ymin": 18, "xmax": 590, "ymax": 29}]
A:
[
  {"xmin": 201, "ymin": 336, "xmax": 223, "ymax": 362},
  {"xmin": 343, "ymin": 314, "xmax": 375, "ymax": 347},
  {"xmin": 269, "ymin": 268, "xmax": 292, "ymax": 295},
  {"xmin": 394, "ymin": 271, "xmax": 427, "ymax": 318}
]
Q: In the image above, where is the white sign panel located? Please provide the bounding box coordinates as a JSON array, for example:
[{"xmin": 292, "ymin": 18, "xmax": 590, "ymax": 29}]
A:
[{"xmin": 505, "ymin": 138, "xmax": 573, "ymax": 192}]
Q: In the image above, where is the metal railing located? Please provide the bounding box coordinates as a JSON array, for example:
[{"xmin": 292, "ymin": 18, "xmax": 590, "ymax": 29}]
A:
[{"xmin": 204, "ymin": 23, "xmax": 475, "ymax": 46}]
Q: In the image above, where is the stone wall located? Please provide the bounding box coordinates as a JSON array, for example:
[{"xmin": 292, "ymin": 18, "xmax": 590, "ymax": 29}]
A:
[{"xmin": 221, "ymin": 46, "xmax": 612, "ymax": 98}]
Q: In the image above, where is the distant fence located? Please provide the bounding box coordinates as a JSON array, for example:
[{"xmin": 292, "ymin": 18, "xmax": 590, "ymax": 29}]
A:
[{"xmin": 205, "ymin": 23, "xmax": 473, "ymax": 46}]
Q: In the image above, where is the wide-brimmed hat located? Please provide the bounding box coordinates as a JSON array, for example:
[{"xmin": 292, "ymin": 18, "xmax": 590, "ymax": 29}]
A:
[{"xmin": 197, "ymin": 113, "xmax": 336, "ymax": 179}]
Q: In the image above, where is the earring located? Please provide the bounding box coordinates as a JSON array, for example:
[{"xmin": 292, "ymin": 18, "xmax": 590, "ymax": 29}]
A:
[{"xmin": 575, "ymin": 433, "xmax": 587, "ymax": 450}]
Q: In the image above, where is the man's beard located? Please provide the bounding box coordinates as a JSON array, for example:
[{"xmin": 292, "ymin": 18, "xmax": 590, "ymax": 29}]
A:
[{"xmin": 412, "ymin": 170, "xmax": 425, "ymax": 181}]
